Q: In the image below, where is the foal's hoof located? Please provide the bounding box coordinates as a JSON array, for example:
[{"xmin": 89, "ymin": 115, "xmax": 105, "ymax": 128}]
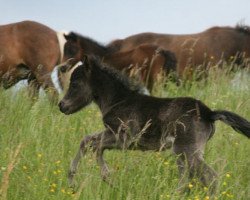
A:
[
  {"xmin": 101, "ymin": 174, "xmax": 113, "ymax": 187},
  {"xmin": 68, "ymin": 171, "xmax": 77, "ymax": 188},
  {"xmin": 101, "ymin": 168, "xmax": 115, "ymax": 187},
  {"xmin": 102, "ymin": 175, "xmax": 114, "ymax": 188},
  {"xmin": 176, "ymin": 185, "xmax": 189, "ymax": 194}
]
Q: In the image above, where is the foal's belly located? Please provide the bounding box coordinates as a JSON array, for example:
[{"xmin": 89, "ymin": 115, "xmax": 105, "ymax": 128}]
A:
[{"xmin": 130, "ymin": 134, "xmax": 175, "ymax": 151}]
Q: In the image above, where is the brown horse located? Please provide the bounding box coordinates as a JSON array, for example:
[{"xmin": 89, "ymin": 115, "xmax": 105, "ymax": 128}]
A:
[
  {"xmin": 61, "ymin": 32, "xmax": 177, "ymax": 92},
  {"xmin": 0, "ymin": 20, "xmax": 64, "ymax": 103},
  {"xmin": 108, "ymin": 25, "xmax": 250, "ymax": 76}
]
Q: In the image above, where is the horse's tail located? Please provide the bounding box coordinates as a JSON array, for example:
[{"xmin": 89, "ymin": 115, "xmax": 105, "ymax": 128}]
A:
[
  {"xmin": 156, "ymin": 49, "xmax": 179, "ymax": 83},
  {"xmin": 211, "ymin": 110, "xmax": 250, "ymax": 138},
  {"xmin": 156, "ymin": 49, "xmax": 177, "ymax": 74}
]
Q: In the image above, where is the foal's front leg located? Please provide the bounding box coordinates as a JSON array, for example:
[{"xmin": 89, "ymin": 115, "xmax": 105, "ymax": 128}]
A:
[
  {"xmin": 95, "ymin": 130, "xmax": 118, "ymax": 185},
  {"xmin": 68, "ymin": 132, "xmax": 101, "ymax": 187}
]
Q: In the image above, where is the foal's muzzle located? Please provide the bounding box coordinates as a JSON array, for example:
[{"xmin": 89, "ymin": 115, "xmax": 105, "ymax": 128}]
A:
[{"xmin": 58, "ymin": 100, "xmax": 69, "ymax": 114}]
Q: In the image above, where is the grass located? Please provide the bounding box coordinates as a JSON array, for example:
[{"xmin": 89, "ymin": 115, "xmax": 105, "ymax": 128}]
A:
[{"xmin": 0, "ymin": 68, "xmax": 249, "ymax": 200}]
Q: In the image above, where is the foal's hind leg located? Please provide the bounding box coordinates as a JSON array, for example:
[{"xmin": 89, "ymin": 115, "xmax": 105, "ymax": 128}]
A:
[
  {"xmin": 68, "ymin": 133, "xmax": 101, "ymax": 187},
  {"xmin": 174, "ymin": 144, "xmax": 218, "ymax": 193}
]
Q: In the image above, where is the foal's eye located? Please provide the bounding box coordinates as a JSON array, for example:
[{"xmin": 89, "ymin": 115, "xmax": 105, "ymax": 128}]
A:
[{"xmin": 71, "ymin": 82, "xmax": 78, "ymax": 88}]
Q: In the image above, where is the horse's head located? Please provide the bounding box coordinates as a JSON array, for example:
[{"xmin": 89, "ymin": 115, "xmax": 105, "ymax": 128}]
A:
[
  {"xmin": 2, "ymin": 64, "xmax": 31, "ymax": 89},
  {"xmin": 58, "ymin": 55, "xmax": 93, "ymax": 115},
  {"xmin": 63, "ymin": 32, "xmax": 82, "ymax": 62}
]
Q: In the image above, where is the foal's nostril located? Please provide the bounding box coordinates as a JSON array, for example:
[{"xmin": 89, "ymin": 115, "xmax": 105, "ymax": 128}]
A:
[
  {"xmin": 58, "ymin": 101, "xmax": 64, "ymax": 109},
  {"xmin": 58, "ymin": 100, "xmax": 70, "ymax": 114}
]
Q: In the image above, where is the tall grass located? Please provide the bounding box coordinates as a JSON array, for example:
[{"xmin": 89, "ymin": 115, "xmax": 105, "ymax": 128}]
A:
[{"xmin": 0, "ymin": 68, "xmax": 249, "ymax": 200}]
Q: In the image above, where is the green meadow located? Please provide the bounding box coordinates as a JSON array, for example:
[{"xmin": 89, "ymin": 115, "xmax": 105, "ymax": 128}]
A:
[{"xmin": 0, "ymin": 68, "xmax": 249, "ymax": 200}]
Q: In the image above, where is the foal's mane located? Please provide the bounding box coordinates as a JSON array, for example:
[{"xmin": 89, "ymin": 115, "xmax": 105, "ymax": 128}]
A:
[
  {"xmin": 89, "ymin": 56, "xmax": 141, "ymax": 92},
  {"xmin": 235, "ymin": 23, "xmax": 250, "ymax": 35}
]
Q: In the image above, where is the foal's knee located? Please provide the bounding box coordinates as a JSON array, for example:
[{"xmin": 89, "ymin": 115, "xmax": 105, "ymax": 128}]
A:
[
  {"xmin": 79, "ymin": 134, "xmax": 100, "ymax": 152},
  {"xmin": 80, "ymin": 135, "xmax": 92, "ymax": 149}
]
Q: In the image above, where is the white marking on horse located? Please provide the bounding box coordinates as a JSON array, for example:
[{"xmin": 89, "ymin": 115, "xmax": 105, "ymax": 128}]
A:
[
  {"xmin": 51, "ymin": 61, "xmax": 83, "ymax": 94},
  {"xmin": 51, "ymin": 65, "xmax": 62, "ymax": 93},
  {"xmin": 56, "ymin": 31, "xmax": 69, "ymax": 62},
  {"xmin": 52, "ymin": 31, "xmax": 69, "ymax": 93},
  {"xmin": 73, "ymin": 61, "xmax": 83, "ymax": 68}
]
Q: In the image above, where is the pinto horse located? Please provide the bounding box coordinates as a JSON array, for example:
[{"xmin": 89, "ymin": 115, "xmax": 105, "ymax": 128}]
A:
[
  {"xmin": 108, "ymin": 25, "xmax": 250, "ymax": 76},
  {"xmin": 61, "ymin": 32, "xmax": 177, "ymax": 92},
  {"xmin": 59, "ymin": 55, "xmax": 250, "ymax": 193},
  {"xmin": 0, "ymin": 20, "xmax": 65, "ymax": 103}
]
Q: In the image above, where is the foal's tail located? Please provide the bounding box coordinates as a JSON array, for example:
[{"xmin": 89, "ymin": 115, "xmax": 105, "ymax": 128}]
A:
[{"xmin": 211, "ymin": 110, "xmax": 250, "ymax": 138}]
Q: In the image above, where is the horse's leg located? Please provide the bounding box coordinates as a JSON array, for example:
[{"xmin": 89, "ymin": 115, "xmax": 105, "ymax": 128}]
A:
[
  {"xmin": 34, "ymin": 65, "xmax": 59, "ymax": 104},
  {"xmin": 27, "ymin": 75, "xmax": 40, "ymax": 102},
  {"xmin": 175, "ymin": 153, "xmax": 188, "ymax": 191},
  {"xmin": 68, "ymin": 133, "xmax": 101, "ymax": 187},
  {"xmin": 42, "ymin": 77, "xmax": 59, "ymax": 104},
  {"xmin": 96, "ymin": 148, "xmax": 111, "ymax": 184},
  {"xmin": 173, "ymin": 143, "xmax": 218, "ymax": 194},
  {"xmin": 95, "ymin": 130, "xmax": 118, "ymax": 185}
]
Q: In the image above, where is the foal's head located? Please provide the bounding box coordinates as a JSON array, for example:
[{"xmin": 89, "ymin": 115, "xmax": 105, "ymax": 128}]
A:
[
  {"xmin": 63, "ymin": 32, "xmax": 82, "ymax": 62},
  {"xmin": 58, "ymin": 56, "xmax": 93, "ymax": 115}
]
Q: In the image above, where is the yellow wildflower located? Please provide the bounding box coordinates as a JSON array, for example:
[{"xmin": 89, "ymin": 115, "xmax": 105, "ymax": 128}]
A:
[
  {"xmin": 188, "ymin": 183, "xmax": 193, "ymax": 189},
  {"xmin": 55, "ymin": 160, "xmax": 61, "ymax": 165},
  {"xmin": 61, "ymin": 189, "xmax": 66, "ymax": 193},
  {"xmin": 194, "ymin": 196, "xmax": 200, "ymax": 200},
  {"xmin": 226, "ymin": 193, "xmax": 234, "ymax": 198},
  {"xmin": 37, "ymin": 153, "xmax": 42, "ymax": 158},
  {"xmin": 164, "ymin": 161, "xmax": 169, "ymax": 165},
  {"xmin": 50, "ymin": 188, "xmax": 55, "ymax": 193},
  {"xmin": 51, "ymin": 183, "xmax": 57, "ymax": 188}
]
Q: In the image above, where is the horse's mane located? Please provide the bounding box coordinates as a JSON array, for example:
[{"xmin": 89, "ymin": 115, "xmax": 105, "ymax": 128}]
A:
[
  {"xmin": 89, "ymin": 56, "xmax": 141, "ymax": 93},
  {"xmin": 106, "ymin": 39, "xmax": 123, "ymax": 51},
  {"xmin": 235, "ymin": 23, "xmax": 250, "ymax": 35}
]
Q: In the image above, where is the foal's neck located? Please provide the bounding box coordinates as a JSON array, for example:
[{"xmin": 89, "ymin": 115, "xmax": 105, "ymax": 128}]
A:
[{"xmin": 93, "ymin": 79, "xmax": 132, "ymax": 115}]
